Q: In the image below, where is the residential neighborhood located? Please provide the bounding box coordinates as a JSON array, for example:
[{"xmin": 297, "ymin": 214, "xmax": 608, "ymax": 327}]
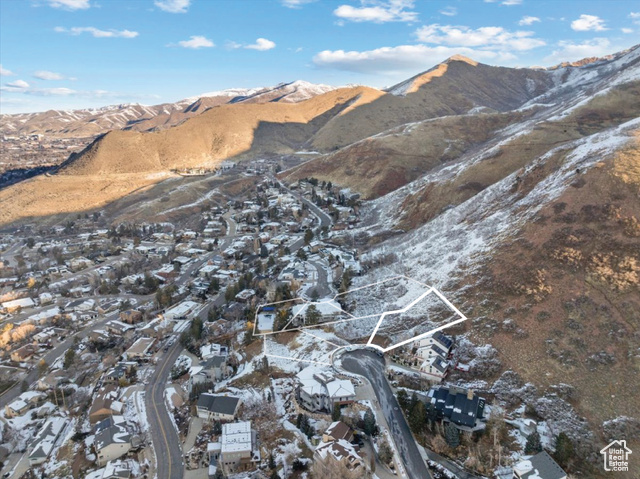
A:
[{"xmin": 0, "ymin": 165, "xmax": 573, "ymax": 479}]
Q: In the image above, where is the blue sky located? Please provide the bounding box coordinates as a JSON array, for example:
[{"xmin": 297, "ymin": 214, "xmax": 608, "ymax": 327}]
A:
[{"xmin": 1, "ymin": 0, "xmax": 638, "ymax": 113}]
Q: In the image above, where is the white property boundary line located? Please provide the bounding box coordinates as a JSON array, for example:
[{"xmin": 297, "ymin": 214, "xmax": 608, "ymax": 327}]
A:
[{"xmin": 254, "ymin": 274, "xmax": 468, "ymax": 365}]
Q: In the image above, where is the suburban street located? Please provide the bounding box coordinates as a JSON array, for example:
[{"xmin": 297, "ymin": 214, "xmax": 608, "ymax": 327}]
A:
[
  {"xmin": 341, "ymin": 349, "xmax": 433, "ymax": 479},
  {"xmin": 145, "ymin": 341, "xmax": 185, "ymax": 479},
  {"xmin": 0, "ymin": 310, "xmax": 120, "ymax": 408}
]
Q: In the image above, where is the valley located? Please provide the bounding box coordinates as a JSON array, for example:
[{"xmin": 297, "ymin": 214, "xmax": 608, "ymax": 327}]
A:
[{"xmin": 0, "ymin": 44, "xmax": 639, "ymax": 479}]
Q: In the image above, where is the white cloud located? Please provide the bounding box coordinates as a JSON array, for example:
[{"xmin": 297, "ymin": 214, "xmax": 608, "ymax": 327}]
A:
[
  {"xmin": 3, "ymin": 79, "xmax": 30, "ymax": 90},
  {"xmin": 571, "ymin": 14, "xmax": 607, "ymax": 32},
  {"xmin": 630, "ymin": 12, "xmax": 640, "ymax": 25},
  {"xmin": 28, "ymin": 87, "xmax": 77, "ymax": 96},
  {"xmin": 621, "ymin": 27, "xmax": 633, "ymax": 34},
  {"xmin": 0, "ymin": 64, "xmax": 15, "ymax": 76},
  {"xmin": 245, "ymin": 38, "xmax": 276, "ymax": 51},
  {"xmin": 281, "ymin": 0, "xmax": 316, "ymax": 8},
  {"xmin": 544, "ymin": 38, "xmax": 613, "ymax": 64},
  {"xmin": 518, "ymin": 16, "xmax": 540, "ymax": 26},
  {"xmin": 225, "ymin": 40, "xmax": 243, "ymax": 50},
  {"xmin": 484, "ymin": 0, "xmax": 522, "ymax": 5},
  {"xmin": 177, "ymin": 36, "xmax": 215, "ymax": 49},
  {"xmin": 55, "ymin": 26, "xmax": 139, "ymax": 38},
  {"xmin": 313, "ymin": 44, "xmax": 517, "ymax": 74},
  {"xmin": 48, "ymin": 0, "xmax": 90, "ymax": 10},
  {"xmin": 33, "ymin": 70, "xmax": 65, "ymax": 80},
  {"xmin": 415, "ymin": 24, "xmax": 545, "ymax": 51},
  {"xmin": 334, "ymin": 0, "xmax": 418, "ymax": 23},
  {"xmin": 154, "ymin": 0, "xmax": 191, "ymax": 13},
  {"xmin": 439, "ymin": 6, "xmax": 457, "ymax": 17}
]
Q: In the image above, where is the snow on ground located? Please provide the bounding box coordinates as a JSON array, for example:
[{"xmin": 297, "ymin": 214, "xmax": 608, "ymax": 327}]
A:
[
  {"xmin": 360, "ymin": 116, "xmax": 639, "ymax": 302},
  {"xmin": 263, "ymin": 328, "xmax": 344, "ymax": 371}
]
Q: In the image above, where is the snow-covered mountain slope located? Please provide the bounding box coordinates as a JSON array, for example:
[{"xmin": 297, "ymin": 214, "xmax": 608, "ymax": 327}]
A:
[{"xmin": 0, "ymin": 80, "xmax": 339, "ymax": 139}]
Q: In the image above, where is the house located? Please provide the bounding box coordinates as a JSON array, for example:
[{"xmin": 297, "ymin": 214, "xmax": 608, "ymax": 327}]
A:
[
  {"xmin": 28, "ymin": 416, "xmax": 67, "ymax": 466},
  {"xmin": 104, "ymin": 363, "xmax": 136, "ymax": 385},
  {"xmin": 163, "ymin": 300, "xmax": 200, "ymax": 320},
  {"xmin": 315, "ymin": 422, "xmax": 365, "ymax": 475},
  {"xmin": 95, "ymin": 423, "xmax": 132, "ymax": 466},
  {"xmin": 207, "ymin": 356, "xmax": 230, "ymax": 381},
  {"xmin": 200, "ymin": 343, "xmax": 228, "ymax": 359},
  {"xmin": 513, "ymin": 451, "xmax": 567, "ymax": 479},
  {"xmin": 427, "ymin": 386, "xmax": 486, "ymax": 431},
  {"xmin": 218, "ymin": 421, "xmax": 260, "ymax": 475},
  {"xmin": 5, "ymin": 399, "xmax": 30, "ymax": 418},
  {"xmin": 85, "ymin": 460, "xmax": 131, "ymax": 479},
  {"xmin": 292, "ymin": 300, "xmax": 343, "ymax": 324},
  {"xmin": 124, "ymin": 337, "xmax": 155, "ymax": 360},
  {"xmin": 119, "ymin": 310, "xmax": 143, "ymax": 324},
  {"xmin": 296, "ymin": 367, "xmax": 356, "ymax": 413},
  {"xmin": 11, "ymin": 344, "xmax": 37, "ymax": 363},
  {"xmin": 139, "ymin": 317, "xmax": 173, "ymax": 339},
  {"xmin": 234, "ymin": 289, "xmax": 255, "ymax": 303},
  {"xmin": 323, "ymin": 421, "xmax": 354, "ymax": 443},
  {"xmin": 196, "ymin": 394, "xmax": 240, "ymax": 421},
  {"xmin": 89, "ymin": 386, "xmax": 124, "ymax": 424},
  {"xmin": 414, "ymin": 331, "xmax": 454, "ymax": 382},
  {"xmin": 105, "ymin": 320, "xmax": 135, "ymax": 337},
  {"xmin": 2, "ymin": 297, "xmax": 36, "ymax": 313},
  {"xmin": 416, "ymin": 331, "xmax": 453, "ymax": 354}
]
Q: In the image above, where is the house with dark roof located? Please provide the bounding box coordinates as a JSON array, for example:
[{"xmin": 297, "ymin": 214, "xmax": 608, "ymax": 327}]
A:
[
  {"xmin": 414, "ymin": 332, "xmax": 454, "ymax": 382},
  {"xmin": 196, "ymin": 394, "xmax": 240, "ymax": 421},
  {"xmin": 28, "ymin": 416, "xmax": 67, "ymax": 466},
  {"xmin": 513, "ymin": 451, "xmax": 567, "ymax": 479},
  {"xmin": 315, "ymin": 422, "xmax": 366, "ymax": 475},
  {"xmin": 95, "ymin": 423, "xmax": 132, "ymax": 466},
  {"xmin": 427, "ymin": 385, "xmax": 486, "ymax": 431},
  {"xmin": 322, "ymin": 421, "xmax": 353, "ymax": 443}
]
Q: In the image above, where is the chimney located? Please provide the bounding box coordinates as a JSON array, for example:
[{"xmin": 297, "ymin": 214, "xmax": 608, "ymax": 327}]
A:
[{"xmin": 467, "ymin": 389, "xmax": 474, "ymax": 400}]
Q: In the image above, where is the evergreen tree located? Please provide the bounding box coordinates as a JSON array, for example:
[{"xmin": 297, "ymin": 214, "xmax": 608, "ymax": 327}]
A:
[
  {"xmin": 305, "ymin": 304, "xmax": 321, "ymax": 325},
  {"xmin": 332, "ymin": 403, "xmax": 342, "ymax": 421},
  {"xmin": 363, "ymin": 409, "xmax": 376, "ymax": 436},
  {"xmin": 553, "ymin": 432, "xmax": 574, "ymax": 469},
  {"xmin": 409, "ymin": 400, "xmax": 425, "ymax": 434},
  {"xmin": 396, "ymin": 389, "xmax": 409, "ymax": 411},
  {"xmin": 63, "ymin": 348, "xmax": 75, "ymax": 369},
  {"xmin": 304, "ymin": 229, "xmax": 314, "ymax": 245},
  {"xmin": 268, "ymin": 452, "xmax": 276, "ymax": 469},
  {"xmin": 445, "ymin": 423, "xmax": 460, "ymax": 448},
  {"xmin": 525, "ymin": 431, "xmax": 543, "ymax": 455}
]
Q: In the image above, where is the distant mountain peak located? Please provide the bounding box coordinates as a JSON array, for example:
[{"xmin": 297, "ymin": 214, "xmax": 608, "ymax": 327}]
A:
[{"xmin": 445, "ymin": 54, "xmax": 478, "ymax": 66}]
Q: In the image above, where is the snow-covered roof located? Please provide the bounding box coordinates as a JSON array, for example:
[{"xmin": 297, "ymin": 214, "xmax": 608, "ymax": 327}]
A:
[{"xmin": 326, "ymin": 379, "xmax": 355, "ymax": 399}]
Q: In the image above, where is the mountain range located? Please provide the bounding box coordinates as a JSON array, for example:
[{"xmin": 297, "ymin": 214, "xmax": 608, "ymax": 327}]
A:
[
  {"xmin": 1, "ymin": 44, "xmax": 639, "ymax": 473},
  {"xmin": 0, "ymin": 80, "xmax": 338, "ymax": 138}
]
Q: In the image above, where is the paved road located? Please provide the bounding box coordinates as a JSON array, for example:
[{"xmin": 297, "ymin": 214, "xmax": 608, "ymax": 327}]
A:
[
  {"xmin": 145, "ymin": 341, "xmax": 185, "ymax": 479},
  {"xmin": 341, "ymin": 349, "xmax": 432, "ymax": 479},
  {"xmin": 0, "ymin": 311, "xmax": 119, "ymax": 408},
  {"xmin": 307, "ymin": 259, "xmax": 332, "ymax": 298},
  {"xmin": 273, "ymin": 177, "xmax": 333, "ymax": 232}
]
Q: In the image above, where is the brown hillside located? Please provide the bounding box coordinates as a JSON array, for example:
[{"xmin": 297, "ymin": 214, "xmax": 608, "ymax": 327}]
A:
[
  {"xmin": 310, "ymin": 57, "xmax": 553, "ymax": 151},
  {"xmin": 59, "ymin": 86, "xmax": 382, "ymax": 176},
  {"xmin": 282, "ymin": 111, "xmax": 530, "ymax": 198},
  {"xmin": 0, "ymin": 86, "xmax": 381, "ymax": 225},
  {"xmin": 463, "ymin": 134, "xmax": 640, "ymax": 465}
]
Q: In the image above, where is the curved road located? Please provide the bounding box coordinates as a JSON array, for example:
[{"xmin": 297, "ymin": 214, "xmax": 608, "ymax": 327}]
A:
[{"xmin": 341, "ymin": 349, "xmax": 432, "ymax": 479}]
